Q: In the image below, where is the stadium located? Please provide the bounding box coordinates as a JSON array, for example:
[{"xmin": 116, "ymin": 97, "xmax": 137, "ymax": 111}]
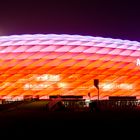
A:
[{"xmin": 0, "ymin": 34, "xmax": 140, "ymax": 101}]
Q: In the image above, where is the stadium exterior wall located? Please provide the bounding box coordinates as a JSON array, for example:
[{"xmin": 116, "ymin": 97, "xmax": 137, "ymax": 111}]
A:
[{"xmin": 0, "ymin": 34, "xmax": 139, "ymax": 100}]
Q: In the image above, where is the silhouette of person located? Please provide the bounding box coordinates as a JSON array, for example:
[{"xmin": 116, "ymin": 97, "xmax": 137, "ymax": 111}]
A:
[{"xmin": 88, "ymin": 92, "xmax": 91, "ymax": 98}]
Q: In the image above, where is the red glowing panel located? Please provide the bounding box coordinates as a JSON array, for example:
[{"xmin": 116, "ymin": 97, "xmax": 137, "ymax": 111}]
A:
[{"xmin": 0, "ymin": 34, "xmax": 139, "ymax": 99}]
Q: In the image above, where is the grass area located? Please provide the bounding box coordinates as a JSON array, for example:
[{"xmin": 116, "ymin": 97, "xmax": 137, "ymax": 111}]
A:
[
  {"xmin": 0, "ymin": 100, "xmax": 139, "ymax": 136},
  {"xmin": 17, "ymin": 100, "xmax": 49, "ymax": 110}
]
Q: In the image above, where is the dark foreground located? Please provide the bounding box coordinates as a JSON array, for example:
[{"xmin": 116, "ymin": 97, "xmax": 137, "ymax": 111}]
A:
[{"xmin": 0, "ymin": 101, "xmax": 139, "ymax": 137}]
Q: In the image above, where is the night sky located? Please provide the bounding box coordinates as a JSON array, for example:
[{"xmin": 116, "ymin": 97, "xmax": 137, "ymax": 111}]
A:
[{"xmin": 0, "ymin": 0, "xmax": 140, "ymax": 41}]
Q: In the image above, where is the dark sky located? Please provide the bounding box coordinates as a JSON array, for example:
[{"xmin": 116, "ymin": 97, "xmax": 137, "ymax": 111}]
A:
[{"xmin": 0, "ymin": 0, "xmax": 140, "ymax": 41}]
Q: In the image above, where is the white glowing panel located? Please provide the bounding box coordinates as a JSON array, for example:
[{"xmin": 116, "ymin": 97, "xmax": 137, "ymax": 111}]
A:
[{"xmin": 0, "ymin": 34, "xmax": 139, "ymax": 99}]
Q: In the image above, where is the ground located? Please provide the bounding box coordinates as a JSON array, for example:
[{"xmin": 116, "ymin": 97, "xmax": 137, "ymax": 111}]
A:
[{"xmin": 0, "ymin": 101, "xmax": 139, "ymax": 138}]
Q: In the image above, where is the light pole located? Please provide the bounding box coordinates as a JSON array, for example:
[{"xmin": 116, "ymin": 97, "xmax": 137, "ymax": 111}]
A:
[
  {"xmin": 97, "ymin": 88, "xmax": 99, "ymax": 101},
  {"xmin": 94, "ymin": 79, "xmax": 99, "ymax": 101}
]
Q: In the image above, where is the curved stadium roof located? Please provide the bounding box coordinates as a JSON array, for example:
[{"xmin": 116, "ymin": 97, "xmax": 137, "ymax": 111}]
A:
[{"xmin": 0, "ymin": 34, "xmax": 140, "ymax": 99}]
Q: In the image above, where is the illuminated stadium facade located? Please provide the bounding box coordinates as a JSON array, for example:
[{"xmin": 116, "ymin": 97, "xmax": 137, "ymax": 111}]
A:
[{"xmin": 0, "ymin": 34, "xmax": 140, "ymax": 100}]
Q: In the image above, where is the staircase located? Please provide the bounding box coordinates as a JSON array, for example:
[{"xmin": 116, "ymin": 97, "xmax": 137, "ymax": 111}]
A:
[{"xmin": 48, "ymin": 97, "xmax": 62, "ymax": 111}]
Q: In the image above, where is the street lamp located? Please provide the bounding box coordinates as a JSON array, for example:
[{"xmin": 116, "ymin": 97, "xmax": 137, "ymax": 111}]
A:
[{"xmin": 94, "ymin": 79, "xmax": 99, "ymax": 101}]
